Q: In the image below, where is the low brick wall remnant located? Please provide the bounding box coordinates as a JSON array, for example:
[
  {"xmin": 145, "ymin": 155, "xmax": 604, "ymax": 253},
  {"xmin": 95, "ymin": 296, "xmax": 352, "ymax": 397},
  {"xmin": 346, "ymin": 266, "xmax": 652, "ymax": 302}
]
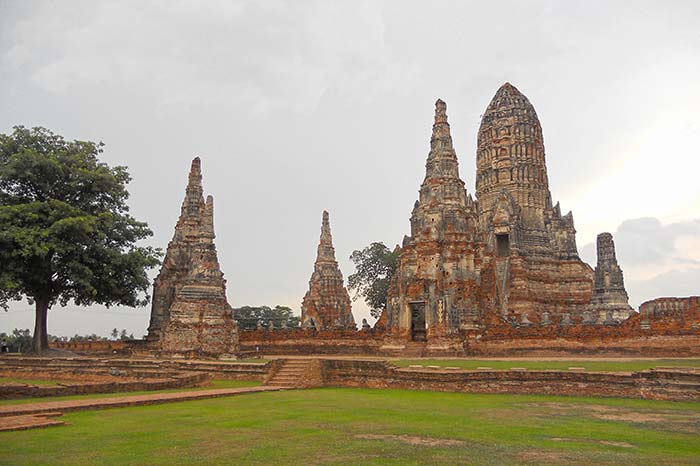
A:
[
  {"xmin": 239, "ymin": 328, "xmax": 384, "ymax": 355},
  {"xmin": 0, "ymin": 356, "xmax": 270, "ymax": 399},
  {"xmin": 320, "ymin": 359, "xmax": 700, "ymax": 401}
]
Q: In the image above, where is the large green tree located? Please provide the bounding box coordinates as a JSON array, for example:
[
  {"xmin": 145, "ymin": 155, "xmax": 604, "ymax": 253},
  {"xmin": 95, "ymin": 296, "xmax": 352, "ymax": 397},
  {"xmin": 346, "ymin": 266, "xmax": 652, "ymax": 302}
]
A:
[
  {"xmin": 0, "ymin": 126, "xmax": 161, "ymax": 353},
  {"xmin": 348, "ymin": 242, "xmax": 399, "ymax": 319}
]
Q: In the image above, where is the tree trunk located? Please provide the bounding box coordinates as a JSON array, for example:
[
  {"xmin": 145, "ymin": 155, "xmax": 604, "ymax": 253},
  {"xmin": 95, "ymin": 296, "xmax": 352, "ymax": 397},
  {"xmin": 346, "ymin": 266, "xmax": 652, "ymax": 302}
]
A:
[{"xmin": 32, "ymin": 297, "xmax": 50, "ymax": 353}]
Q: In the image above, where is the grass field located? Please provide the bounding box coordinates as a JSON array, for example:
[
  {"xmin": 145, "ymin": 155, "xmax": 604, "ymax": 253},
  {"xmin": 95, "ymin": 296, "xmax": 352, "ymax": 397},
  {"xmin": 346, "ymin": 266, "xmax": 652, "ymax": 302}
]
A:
[
  {"xmin": 0, "ymin": 379, "xmax": 261, "ymax": 406},
  {"xmin": 2, "ymin": 387, "xmax": 699, "ymax": 465},
  {"xmin": 391, "ymin": 358, "xmax": 700, "ymax": 372}
]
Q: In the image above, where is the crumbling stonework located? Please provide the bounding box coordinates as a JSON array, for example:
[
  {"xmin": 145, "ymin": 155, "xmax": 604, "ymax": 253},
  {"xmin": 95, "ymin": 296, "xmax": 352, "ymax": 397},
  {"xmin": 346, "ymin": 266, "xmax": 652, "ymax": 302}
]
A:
[
  {"xmin": 321, "ymin": 359, "xmax": 700, "ymax": 401},
  {"xmin": 476, "ymin": 83, "xmax": 595, "ymax": 326},
  {"xmin": 147, "ymin": 158, "xmax": 238, "ymax": 357},
  {"xmin": 386, "ymin": 84, "xmax": 633, "ymax": 344},
  {"xmin": 385, "ymin": 100, "xmax": 482, "ymax": 342},
  {"xmin": 590, "ymin": 233, "xmax": 634, "ymax": 323},
  {"xmin": 639, "ymin": 296, "xmax": 700, "ymax": 331},
  {"xmin": 300, "ymin": 211, "xmax": 355, "ymax": 330}
]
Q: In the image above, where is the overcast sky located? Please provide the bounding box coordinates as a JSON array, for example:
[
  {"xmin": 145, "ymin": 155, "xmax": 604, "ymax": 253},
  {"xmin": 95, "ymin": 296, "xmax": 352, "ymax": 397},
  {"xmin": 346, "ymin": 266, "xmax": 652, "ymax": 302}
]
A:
[{"xmin": 1, "ymin": 0, "xmax": 699, "ymax": 337}]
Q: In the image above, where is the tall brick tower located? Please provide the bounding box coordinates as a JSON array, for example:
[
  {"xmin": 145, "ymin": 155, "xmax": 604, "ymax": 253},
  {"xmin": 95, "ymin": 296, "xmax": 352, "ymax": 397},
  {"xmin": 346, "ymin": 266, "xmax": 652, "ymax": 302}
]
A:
[
  {"xmin": 147, "ymin": 158, "xmax": 208, "ymax": 340},
  {"xmin": 386, "ymin": 100, "xmax": 481, "ymax": 342},
  {"xmin": 147, "ymin": 158, "xmax": 238, "ymax": 357},
  {"xmin": 300, "ymin": 211, "xmax": 355, "ymax": 330},
  {"xmin": 476, "ymin": 82, "xmax": 579, "ymax": 257},
  {"xmin": 475, "ymin": 83, "xmax": 593, "ymax": 323}
]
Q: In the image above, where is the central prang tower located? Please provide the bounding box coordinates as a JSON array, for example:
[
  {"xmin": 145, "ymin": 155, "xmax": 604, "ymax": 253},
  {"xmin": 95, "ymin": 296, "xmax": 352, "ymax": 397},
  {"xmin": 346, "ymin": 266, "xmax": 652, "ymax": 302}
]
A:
[
  {"xmin": 475, "ymin": 83, "xmax": 594, "ymax": 324},
  {"xmin": 476, "ymin": 82, "xmax": 577, "ymax": 256}
]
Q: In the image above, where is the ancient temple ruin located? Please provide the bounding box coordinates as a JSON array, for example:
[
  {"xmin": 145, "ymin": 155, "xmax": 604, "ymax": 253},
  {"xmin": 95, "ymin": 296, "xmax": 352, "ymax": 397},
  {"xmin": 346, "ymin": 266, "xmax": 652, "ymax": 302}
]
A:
[
  {"xmin": 300, "ymin": 211, "xmax": 355, "ymax": 330},
  {"xmin": 146, "ymin": 158, "xmax": 238, "ymax": 357},
  {"xmin": 385, "ymin": 99, "xmax": 481, "ymax": 341},
  {"xmin": 386, "ymin": 84, "xmax": 633, "ymax": 344},
  {"xmin": 475, "ymin": 83, "xmax": 595, "ymax": 326},
  {"xmin": 590, "ymin": 232, "xmax": 634, "ymax": 324}
]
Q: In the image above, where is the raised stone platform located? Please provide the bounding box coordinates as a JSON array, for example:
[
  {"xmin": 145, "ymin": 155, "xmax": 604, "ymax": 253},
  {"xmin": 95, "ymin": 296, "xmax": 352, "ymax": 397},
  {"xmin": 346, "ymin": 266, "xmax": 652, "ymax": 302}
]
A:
[
  {"xmin": 320, "ymin": 359, "xmax": 700, "ymax": 401},
  {"xmin": 0, "ymin": 356, "xmax": 269, "ymax": 399}
]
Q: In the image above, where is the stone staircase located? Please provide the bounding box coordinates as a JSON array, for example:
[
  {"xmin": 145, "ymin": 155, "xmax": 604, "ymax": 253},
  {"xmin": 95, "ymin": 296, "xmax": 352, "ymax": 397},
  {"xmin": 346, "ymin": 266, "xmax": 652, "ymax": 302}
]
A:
[{"xmin": 265, "ymin": 359, "xmax": 315, "ymax": 388}]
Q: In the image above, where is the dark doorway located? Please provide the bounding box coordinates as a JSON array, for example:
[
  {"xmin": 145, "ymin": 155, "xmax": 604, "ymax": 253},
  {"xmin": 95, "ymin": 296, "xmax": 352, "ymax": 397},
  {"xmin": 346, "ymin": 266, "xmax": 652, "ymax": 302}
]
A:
[
  {"xmin": 496, "ymin": 233, "xmax": 510, "ymax": 257},
  {"xmin": 410, "ymin": 302, "xmax": 427, "ymax": 341}
]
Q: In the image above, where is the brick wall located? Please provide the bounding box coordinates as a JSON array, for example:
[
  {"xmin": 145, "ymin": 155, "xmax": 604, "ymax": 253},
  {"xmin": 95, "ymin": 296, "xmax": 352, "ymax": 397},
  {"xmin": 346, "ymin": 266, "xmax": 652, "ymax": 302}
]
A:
[
  {"xmin": 320, "ymin": 359, "xmax": 700, "ymax": 401},
  {"xmin": 0, "ymin": 356, "xmax": 270, "ymax": 399},
  {"xmin": 239, "ymin": 328, "xmax": 384, "ymax": 355}
]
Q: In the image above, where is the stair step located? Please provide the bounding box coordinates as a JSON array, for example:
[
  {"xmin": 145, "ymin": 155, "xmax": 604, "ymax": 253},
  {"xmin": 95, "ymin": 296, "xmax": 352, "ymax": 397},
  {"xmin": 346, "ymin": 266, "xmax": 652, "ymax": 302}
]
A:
[{"xmin": 265, "ymin": 360, "xmax": 316, "ymax": 387}]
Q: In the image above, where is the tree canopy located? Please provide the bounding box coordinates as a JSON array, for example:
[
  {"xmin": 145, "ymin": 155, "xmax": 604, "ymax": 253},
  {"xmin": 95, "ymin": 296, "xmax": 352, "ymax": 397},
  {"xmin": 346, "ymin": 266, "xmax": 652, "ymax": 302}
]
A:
[
  {"xmin": 0, "ymin": 126, "xmax": 161, "ymax": 353},
  {"xmin": 347, "ymin": 242, "xmax": 399, "ymax": 319},
  {"xmin": 233, "ymin": 305, "xmax": 300, "ymax": 330}
]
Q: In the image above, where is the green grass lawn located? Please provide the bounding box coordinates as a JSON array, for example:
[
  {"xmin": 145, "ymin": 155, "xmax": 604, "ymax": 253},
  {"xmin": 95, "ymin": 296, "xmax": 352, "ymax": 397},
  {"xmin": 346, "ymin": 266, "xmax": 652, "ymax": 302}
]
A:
[
  {"xmin": 392, "ymin": 358, "xmax": 700, "ymax": 372},
  {"xmin": 1, "ymin": 387, "xmax": 699, "ymax": 465},
  {"xmin": 0, "ymin": 379, "xmax": 261, "ymax": 406}
]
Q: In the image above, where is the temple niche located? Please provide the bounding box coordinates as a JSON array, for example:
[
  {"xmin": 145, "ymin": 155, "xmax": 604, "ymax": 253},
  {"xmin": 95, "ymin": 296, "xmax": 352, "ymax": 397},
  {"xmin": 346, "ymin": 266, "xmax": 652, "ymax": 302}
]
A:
[
  {"xmin": 300, "ymin": 211, "xmax": 356, "ymax": 330},
  {"xmin": 146, "ymin": 158, "xmax": 238, "ymax": 357}
]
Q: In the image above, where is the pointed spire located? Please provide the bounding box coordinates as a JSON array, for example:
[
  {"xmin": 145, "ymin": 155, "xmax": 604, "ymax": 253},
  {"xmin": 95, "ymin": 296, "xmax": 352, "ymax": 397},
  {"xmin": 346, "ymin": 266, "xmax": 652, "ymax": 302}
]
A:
[
  {"xmin": 434, "ymin": 98, "xmax": 447, "ymax": 124},
  {"xmin": 316, "ymin": 210, "xmax": 337, "ymax": 263},
  {"xmin": 181, "ymin": 157, "xmax": 205, "ymax": 219},
  {"xmin": 425, "ymin": 99, "xmax": 459, "ymax": 179},
  {"xmin": 496, "ymin": 82, "xmax": 518, "ymax": 96},
  {"xmin": 320, "ymin": 210, "xmax": 332, "ymax": 245}
]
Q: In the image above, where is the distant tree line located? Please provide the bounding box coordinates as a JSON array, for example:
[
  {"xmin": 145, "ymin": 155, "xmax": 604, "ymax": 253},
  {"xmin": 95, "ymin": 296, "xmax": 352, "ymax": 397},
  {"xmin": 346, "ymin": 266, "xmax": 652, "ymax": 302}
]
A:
[
  {"xmin": 0, "ymin": 327, "xmax": 137, "ymax": 353},
  {"xmin": 109, "ymin": 328, "xmax": 135, "ymax": 341},
  {"xmin": 0, "ymin": 329, "xmax": 33, "ymax": 353},
  {"xmin": 233, "ymin": 305, "xmax": 300, "ymax": 330}
]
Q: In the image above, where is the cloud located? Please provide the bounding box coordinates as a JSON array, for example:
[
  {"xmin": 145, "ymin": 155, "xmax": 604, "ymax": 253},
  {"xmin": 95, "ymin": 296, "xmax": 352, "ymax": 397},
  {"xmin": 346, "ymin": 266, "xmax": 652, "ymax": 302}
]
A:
[
  {"xmin": 581, "ymin": 217, "xmax": 700, "ymax": 308},
  {"xmin": 1, "ymin": 1, "xmax": 419, "ymax": 115}
]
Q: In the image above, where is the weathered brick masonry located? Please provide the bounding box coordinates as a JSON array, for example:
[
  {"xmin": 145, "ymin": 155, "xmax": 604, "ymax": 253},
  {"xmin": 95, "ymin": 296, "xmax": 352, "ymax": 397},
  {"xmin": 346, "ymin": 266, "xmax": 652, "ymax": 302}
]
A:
[
  {"xmin": 320, "ymin": 359, "xmax": 700, "ymax": 401},
  {"xmin": 239, "ymin": 328, "xmax": 384, "ymax": 355},
  {"xmin": 146, "ymin": 158, "xmax": 239, "ymax": 357},
  {"xmin": 0, "ymin": 356, "xmax": 268, "ymax": 399},
  {"xmin": 300, "ymin": 211, "xmax": 356, "ymax": 330}
]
